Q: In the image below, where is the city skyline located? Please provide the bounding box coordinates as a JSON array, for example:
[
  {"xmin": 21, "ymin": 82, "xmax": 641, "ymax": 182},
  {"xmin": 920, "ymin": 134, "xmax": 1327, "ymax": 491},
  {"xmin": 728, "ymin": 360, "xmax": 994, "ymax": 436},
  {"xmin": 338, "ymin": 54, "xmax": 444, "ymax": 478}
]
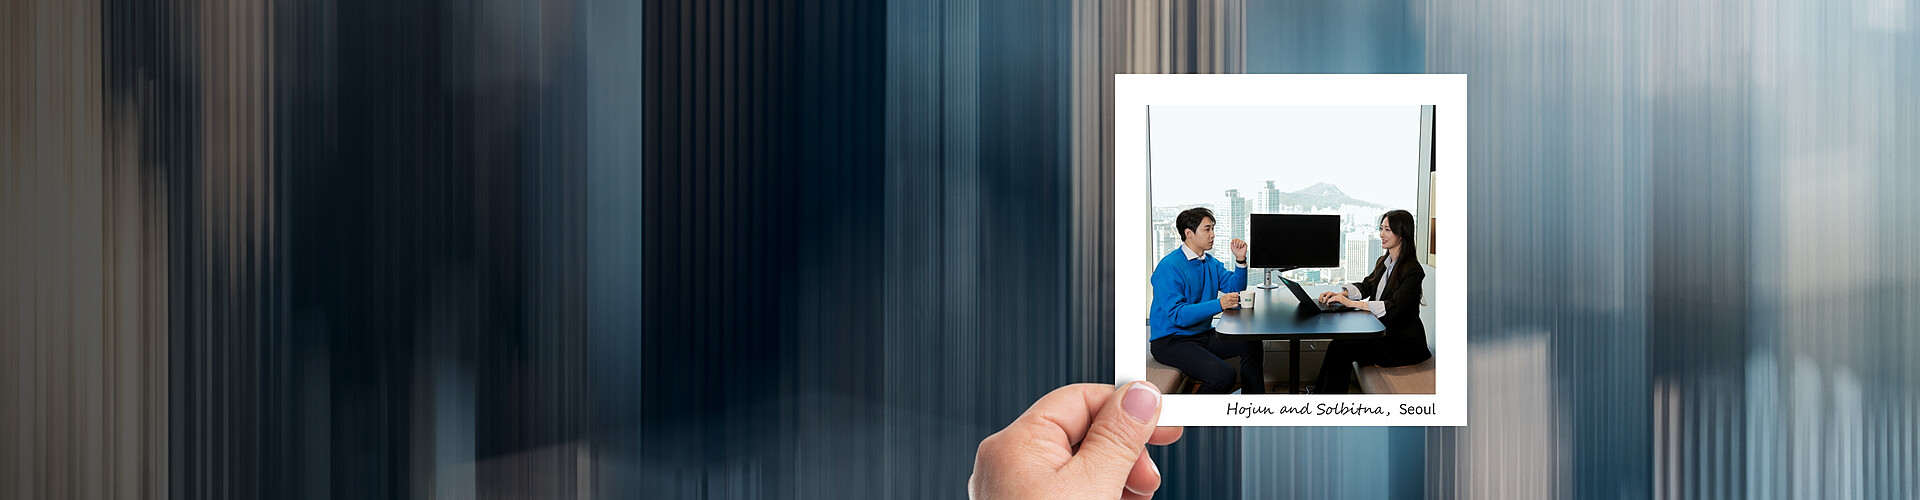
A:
[
  {"xmin": 1151, "ymin": 183, "xmax": 1394, "ymax": 286},
  {"xmin": 1147, "ymin": 105, "xmax": 1421, "ymax": 286},
  {"xmin": 1148, "ymin": 105, "xmax": 1421, "ymax": 208},
  {"xmin": 1152, "ymin": 179, "xmax": 1406, "ymax": 285}
]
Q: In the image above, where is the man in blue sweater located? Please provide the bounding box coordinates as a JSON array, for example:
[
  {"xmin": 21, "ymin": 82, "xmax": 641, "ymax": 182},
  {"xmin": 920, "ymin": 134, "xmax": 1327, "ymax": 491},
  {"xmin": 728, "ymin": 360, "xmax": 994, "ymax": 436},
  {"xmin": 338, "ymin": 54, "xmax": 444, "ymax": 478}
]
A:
[{"xmin": 1150, "ymin": 207, "xmax": 1264, "ymax": 394}]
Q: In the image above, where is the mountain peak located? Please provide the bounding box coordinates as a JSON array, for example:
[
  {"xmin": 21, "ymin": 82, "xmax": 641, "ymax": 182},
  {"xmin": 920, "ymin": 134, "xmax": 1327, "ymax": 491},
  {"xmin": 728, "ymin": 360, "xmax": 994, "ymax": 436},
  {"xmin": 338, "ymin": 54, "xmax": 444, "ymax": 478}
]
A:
[
  {"xmin": 1268, "ymin": 182, "xmax": 1382, "ymax": 210},
  {"xmin": 1294, "ymin": 182, "xmax": 1346, "ymax": 197}
]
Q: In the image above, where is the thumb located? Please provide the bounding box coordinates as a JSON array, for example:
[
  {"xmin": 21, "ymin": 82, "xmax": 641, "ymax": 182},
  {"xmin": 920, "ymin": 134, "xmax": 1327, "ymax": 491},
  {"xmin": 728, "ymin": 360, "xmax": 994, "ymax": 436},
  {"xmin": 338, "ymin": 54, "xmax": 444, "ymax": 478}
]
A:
[{"xmin": 1061, "ymin": 381, "xmax": 1161, "ymax": 490}]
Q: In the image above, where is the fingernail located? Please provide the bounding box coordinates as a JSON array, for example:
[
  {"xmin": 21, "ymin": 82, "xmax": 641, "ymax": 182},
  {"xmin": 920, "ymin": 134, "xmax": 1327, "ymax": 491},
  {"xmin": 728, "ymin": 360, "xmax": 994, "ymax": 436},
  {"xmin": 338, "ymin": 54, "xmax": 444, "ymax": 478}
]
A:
[{"xmin": 1122, "ymin": 383, "xmax": 1160, "ymax": 423}]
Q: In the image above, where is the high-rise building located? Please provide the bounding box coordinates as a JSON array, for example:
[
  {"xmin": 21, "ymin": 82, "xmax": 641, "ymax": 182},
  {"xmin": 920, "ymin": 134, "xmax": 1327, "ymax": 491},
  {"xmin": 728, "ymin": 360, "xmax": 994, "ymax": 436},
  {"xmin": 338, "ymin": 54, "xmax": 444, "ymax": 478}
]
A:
[
  {"xmin": 1217, "ymin": 189, "xmax": 1248, "ymax": 263},
  {"xmin": 1153, "ymin": 217, "xmax": 1181, "ymax": 259},
  {"xmin": 1345, "ymin": 231, "xmax": 1370, "ymax": 282},
  {"xmin": 1367, "ymin": 233, "xmax": 1383, "ymax": 269},
  {"xmin": 1258, "ymin": 180, "xmax": 1281, "ymax": 213}
]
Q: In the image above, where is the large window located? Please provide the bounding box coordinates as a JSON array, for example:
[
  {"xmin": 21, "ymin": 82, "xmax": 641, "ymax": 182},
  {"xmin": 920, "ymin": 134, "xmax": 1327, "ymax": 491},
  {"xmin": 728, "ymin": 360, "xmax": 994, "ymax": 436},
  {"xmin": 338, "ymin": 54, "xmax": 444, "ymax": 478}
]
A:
[{"xmin": 1148, "ymin": 105, "xmax": 1423, "ymax": 285}]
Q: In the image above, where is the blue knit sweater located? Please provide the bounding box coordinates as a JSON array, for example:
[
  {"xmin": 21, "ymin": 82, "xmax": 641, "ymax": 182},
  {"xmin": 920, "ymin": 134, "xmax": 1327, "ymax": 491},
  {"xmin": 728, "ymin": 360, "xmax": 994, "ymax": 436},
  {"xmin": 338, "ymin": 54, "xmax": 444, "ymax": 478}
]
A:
[{"xmin": 1149, "ymin": 247, "xmax": 1248, "ymax": 340}]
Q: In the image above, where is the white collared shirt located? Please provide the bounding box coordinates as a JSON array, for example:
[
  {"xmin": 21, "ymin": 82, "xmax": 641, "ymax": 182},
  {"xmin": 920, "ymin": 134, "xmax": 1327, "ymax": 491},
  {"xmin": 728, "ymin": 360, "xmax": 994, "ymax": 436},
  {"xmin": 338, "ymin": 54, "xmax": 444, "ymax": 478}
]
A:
[{"xmin": 1342, "ymin": 255, "xmax": 1393, "ymax": 319}]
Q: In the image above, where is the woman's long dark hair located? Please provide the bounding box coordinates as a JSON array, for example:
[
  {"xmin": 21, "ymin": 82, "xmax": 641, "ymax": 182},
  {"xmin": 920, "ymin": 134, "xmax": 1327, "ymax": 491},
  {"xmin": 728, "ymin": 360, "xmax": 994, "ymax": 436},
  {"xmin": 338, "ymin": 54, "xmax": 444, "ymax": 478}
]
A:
[{"xmin": 1381, "ymin": 210, "xmax": 1419, "ymax": 278}]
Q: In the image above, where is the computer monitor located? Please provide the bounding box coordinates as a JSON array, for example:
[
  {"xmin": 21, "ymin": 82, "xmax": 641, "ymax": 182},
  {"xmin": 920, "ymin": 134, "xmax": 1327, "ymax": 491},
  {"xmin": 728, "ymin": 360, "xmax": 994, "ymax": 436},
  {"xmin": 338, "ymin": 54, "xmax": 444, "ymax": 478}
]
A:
[{"xmin": 1247, "ymin": 214, "xmax": 1342, "ymax": 280}]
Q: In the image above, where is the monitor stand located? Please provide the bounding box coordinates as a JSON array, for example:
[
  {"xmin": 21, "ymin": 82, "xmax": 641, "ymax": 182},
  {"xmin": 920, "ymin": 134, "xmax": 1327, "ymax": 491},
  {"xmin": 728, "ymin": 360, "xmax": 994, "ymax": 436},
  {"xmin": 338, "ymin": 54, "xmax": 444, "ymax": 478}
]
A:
[{"xmin": 1257, "ymin": 268, "xmax": 1282, "ymax": 289}]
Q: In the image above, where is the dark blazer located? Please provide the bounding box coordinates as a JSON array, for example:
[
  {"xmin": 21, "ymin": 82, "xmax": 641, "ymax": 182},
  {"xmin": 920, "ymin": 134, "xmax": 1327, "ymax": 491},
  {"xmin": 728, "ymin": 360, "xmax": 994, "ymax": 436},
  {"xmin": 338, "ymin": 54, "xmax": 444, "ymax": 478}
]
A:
[{"xmin": 1349, "ymin": 255, "xmax": 1432, "ymax": 367}]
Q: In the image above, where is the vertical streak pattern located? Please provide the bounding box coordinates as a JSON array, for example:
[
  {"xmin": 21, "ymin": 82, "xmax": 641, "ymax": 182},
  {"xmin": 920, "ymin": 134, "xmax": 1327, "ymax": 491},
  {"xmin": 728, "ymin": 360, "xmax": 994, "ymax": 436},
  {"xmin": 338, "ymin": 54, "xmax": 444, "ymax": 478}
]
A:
[
  {"xmin": 3, "ymin": 0, "xmax": 169, "ymax": 498},
  {"xmin": 6, "ymin": 1, "xmax": 1919, "ymax": 498}
]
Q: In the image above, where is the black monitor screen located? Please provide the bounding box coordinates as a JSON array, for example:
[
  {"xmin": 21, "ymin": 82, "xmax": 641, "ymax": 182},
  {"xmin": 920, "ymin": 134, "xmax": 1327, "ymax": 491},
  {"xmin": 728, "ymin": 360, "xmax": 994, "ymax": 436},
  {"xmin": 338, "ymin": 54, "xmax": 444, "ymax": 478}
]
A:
[{"xmin": 1247, "ymin": 214, "xmax": 1342, "ymax": 269}]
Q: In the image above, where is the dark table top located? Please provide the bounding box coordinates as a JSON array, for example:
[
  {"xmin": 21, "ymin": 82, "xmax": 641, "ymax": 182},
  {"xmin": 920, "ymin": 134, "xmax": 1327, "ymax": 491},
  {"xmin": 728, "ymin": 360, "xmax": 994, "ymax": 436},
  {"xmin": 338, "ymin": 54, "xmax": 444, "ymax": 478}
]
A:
[{"xmin": 1214, "ymin": 284, "xmax": 1388, "ymax": 341}]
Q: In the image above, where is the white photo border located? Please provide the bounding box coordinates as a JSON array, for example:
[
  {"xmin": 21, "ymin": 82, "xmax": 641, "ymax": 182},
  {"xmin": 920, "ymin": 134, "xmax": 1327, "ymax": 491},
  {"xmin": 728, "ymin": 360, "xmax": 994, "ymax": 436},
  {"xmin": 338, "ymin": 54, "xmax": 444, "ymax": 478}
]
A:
[{"xmin": 1114, "ymin": 74, "xmax": 1468, "ymax": 426}]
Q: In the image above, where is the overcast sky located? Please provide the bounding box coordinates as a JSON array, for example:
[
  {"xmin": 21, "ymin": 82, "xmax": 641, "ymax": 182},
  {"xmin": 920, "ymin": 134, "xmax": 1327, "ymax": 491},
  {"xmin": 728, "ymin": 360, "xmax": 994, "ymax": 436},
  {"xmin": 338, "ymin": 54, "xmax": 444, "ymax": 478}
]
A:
[{"xmin": 1148, "ymin": 105, "xmax": 1422, "ymax": 209}]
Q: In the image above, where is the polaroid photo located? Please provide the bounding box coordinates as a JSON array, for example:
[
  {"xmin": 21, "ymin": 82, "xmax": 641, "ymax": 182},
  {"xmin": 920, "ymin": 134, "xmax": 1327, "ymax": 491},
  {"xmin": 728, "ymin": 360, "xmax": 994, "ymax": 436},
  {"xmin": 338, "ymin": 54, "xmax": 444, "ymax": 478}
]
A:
[{"xmin": 1114, "ymin": 74, "xmax": 1467, "ymax": 426}]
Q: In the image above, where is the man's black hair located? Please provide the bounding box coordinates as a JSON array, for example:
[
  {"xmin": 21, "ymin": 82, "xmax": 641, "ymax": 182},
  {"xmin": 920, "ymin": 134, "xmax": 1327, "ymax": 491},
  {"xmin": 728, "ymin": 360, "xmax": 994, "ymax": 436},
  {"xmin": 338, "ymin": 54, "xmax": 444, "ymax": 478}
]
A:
[{"xmin": 1175, "ymin": 207, "xmax": 1214, "ymax": 243}]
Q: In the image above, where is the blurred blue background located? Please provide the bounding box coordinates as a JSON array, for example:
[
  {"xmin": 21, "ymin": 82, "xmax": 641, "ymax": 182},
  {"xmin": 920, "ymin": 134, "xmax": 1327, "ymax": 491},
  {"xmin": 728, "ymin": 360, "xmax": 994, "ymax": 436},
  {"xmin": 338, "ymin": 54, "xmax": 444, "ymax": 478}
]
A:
[{"xmin": 3, "ymin": 0, "xmax": 1917, "ymax": 498}]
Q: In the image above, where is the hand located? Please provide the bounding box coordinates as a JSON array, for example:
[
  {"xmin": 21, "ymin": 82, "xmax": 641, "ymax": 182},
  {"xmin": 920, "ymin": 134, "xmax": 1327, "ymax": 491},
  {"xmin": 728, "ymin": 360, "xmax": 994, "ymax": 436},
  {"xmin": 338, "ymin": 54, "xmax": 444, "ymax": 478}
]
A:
[
  {"xmin": 1328, "ymin": 295, "xmax": 1358, "ymax": 309},
  {"xmin": 1229, "ymin": 238, "xmax": 1248, "ymax": 261},
  {"xmin": 1219, "ymin": 293, "xmax": 1241, "ymax": 310},
  {"xmin": 971, "ymin": 382, "xmax": 1184, "ymax": 499},
  {"xmin": 1316, "ymin": 291, "xmax": 1339, "ymax": 304}
]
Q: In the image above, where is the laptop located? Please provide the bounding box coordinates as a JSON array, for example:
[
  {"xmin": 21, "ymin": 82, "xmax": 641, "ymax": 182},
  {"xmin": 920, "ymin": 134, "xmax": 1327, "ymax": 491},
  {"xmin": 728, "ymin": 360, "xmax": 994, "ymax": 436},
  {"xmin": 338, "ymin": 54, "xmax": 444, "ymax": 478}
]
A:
[{"xmin": 1282, "ymin": 278, "xmax": 1351, "ymax": 313}]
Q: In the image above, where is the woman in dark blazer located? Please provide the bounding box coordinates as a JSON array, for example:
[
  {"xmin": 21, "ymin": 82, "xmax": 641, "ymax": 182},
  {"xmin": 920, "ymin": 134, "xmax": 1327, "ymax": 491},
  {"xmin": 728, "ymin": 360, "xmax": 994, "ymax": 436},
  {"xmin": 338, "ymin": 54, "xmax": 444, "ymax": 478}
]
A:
[{"xmin": 1312, "ymin": 209, "xmax": 1431, "ymax": 393}]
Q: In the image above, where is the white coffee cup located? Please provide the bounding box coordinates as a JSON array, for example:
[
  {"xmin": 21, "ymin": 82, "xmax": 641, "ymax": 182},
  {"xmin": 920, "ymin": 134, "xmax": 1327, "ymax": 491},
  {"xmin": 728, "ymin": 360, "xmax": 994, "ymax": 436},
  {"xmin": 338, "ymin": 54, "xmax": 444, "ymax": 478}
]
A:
[{"xmin": 1239, "ymin": 290, "xmax": 1255, "ymax": 308}]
